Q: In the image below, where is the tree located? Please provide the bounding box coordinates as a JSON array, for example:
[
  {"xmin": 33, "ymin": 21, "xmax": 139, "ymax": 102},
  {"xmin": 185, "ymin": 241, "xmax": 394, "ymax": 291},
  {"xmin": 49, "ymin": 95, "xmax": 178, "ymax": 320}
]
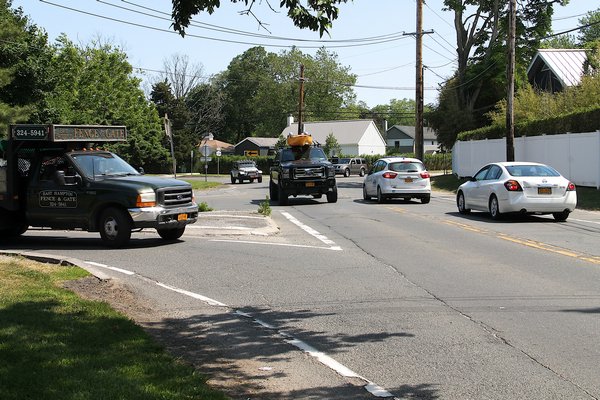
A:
[
  {"xmin": 170, "ymin": 0, "xmax": 349, "ymax": 37},
  {"xmin": 323, "ymin": 132, "xmax": 341, "ymax": 158},
  {"xmin": 44, "ymin": 36, "xmax": 169, "ymax": 171},
  {"xmin": 579, "ymin": 8, "xmax": 600, "ymax": 45},
  {"xmin": 160, "ymin": 53, "xmax": 205, "ymax": 99}
]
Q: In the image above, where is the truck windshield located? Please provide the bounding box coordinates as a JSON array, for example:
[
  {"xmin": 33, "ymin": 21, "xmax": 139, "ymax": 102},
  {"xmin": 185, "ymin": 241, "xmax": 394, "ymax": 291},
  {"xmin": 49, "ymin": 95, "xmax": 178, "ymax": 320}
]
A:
[
  {"xmin": 71, "ymin": 152, "xmax": 139, "ymax": 180},
  {"xmin": 281, "ymin": 147, "xmax": 328, "ymax": 162}
]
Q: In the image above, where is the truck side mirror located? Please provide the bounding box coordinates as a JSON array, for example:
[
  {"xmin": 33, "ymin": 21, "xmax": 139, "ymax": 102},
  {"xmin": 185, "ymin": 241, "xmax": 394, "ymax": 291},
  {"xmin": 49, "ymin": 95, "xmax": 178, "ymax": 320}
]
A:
[{"xmin": 138, "ymin": 167, "xmax": 145, "ymax": 175}]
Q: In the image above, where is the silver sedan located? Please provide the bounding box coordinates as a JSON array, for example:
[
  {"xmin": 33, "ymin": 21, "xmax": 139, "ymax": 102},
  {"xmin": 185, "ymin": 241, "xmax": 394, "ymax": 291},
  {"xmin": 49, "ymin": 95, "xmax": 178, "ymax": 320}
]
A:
[{"xmin": 456, "ymin": 162, "xmax": 577, "ymax": 221}]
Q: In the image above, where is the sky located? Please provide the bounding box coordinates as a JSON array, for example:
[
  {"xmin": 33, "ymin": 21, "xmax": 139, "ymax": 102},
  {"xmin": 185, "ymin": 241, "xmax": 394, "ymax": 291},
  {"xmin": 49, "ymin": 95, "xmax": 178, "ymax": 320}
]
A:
[{"xmin": 11, "ymin": 0, "xmax": 599, "ymax": 108}]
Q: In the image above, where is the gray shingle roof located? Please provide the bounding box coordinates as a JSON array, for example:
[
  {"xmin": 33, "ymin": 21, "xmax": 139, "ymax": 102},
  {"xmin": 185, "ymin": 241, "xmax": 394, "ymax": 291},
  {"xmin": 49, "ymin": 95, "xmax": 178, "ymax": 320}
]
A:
[
  {"xmin": 281, "ymin": 120, "xmax": 376, "ymax": 144},
  {"xmin": 236, "ymin": 137, "xmax": 279, "ymax": 147},
  {"xmin": 389, "ymin": 125, "xmax": 437, "ymax": 141}
]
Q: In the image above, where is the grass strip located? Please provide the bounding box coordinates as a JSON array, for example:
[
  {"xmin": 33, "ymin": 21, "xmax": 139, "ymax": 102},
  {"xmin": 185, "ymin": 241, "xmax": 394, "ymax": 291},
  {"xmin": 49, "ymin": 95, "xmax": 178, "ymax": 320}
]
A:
[{"xmin": 0, "ymin": 257, "xmax": 229, "ymax": 400}]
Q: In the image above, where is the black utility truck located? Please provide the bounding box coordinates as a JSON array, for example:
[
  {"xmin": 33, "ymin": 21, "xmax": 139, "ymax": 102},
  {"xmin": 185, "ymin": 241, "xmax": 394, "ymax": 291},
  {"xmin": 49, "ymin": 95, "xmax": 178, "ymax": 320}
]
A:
[
  {"xmin": 269, "ymin": 133, "xmax": 337, "ymax": 205},
  {"xmin": 0, "ymin": 124, "xmax": 198, "ymax": 247}
]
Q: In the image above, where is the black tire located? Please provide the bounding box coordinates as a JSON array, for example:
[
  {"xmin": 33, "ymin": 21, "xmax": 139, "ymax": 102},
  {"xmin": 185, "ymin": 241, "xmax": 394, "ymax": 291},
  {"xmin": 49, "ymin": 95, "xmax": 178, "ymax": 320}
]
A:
[
  {"xmin": 363, "ymin": 185, "xmax": 371, "ymax": 201},
  {"xmin": 99, "ymin": 207, "xmax": 132, "ymax": 247},
  {"xmin": 258, "ymin": 177, "xmax": 263, "ymax": 183},
  {"xmin": 421, "ymin": 195, "xmax": 431, "ymax": 204},
  {"xmin": 553, "ymin": 211, "xmax": 570, "ymax": 222},
  {"xmin": 157, "ymin": 227, "xmax": 185, "ymax": 240},
  {"xmin": 327, "ymin": 187, "xmax": 338, "ymax": 203},
  {"xmin": 230, "ymin": 174, "xmax": 236, "ymax": 184},
  {"xmin": 269, "ymin": 179, "xmax": 279, "ymax": 201},
  {"xmin": 278, "ymin": 183, "xmax": 288, "ymax": 206},
  {"xmin": 489, "ymin": 195, "xmax": 502, "ymax": 220},
  {"xmin": 377, "ymin": 186, "xmax": 385, "ymax": 204},
  {"xmin": 250, "ymin": 178, "xmax": 254, "ymax": 183},
  {"xmin": 359, "ymin": 168, "xmax": 365, "ymax": 177},
  {"xmin": 344, "ymin": 169, "xmax": 350, "ymax": 177},
  {"xmin": 457, "ymin": 191, "xmax": 471, "ymax": 214}
]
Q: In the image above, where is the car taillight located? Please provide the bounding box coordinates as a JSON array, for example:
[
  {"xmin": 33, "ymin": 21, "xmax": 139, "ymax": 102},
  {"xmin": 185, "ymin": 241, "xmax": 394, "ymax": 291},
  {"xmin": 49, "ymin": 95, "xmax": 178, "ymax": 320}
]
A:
[
  {"xmin": 382, "ymin": 171, "xmax": 398, "ymax": 179},
  {"xmin": 567, "ymin": 182, "xmax": 576, "ymax": 191},
  {"xmin": 504, "ymin": 180, "xmax": 522, "ymax": 191},
  {"xmin": 420, "ymin": 171, "xmax": 430, "ymax": 179}
]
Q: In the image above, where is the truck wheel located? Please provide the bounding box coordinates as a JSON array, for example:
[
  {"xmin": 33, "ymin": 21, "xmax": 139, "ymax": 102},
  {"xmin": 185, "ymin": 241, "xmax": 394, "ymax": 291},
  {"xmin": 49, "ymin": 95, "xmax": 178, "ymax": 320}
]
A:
[
  {"xmin": 157, "ymin": 227, "xmax": 185, "ymax": 240},
  {"xmin": 327, "ymin": 187, "xmax": 338, "ymax": 203},
  {"xmin": 258, "ymin": 177, "xmax": 263, "ymax": 183},
  {"xmin": 269, "ymin": 179, "xmax": 279, "ymax": 200},
  {"xmin": 278, "ymin": 183, "xmax": 288, "ymax": 206},
  {"xmin": 99, "ymin": 207, "xmax": 132, "ymax": 247}
]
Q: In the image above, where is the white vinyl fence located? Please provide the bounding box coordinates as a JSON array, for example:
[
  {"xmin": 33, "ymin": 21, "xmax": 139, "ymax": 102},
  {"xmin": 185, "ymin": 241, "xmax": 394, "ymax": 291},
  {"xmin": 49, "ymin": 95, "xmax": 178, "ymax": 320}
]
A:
[{"xmin": 452, "ymin": 131, "xmax": 600, "ymax": 189}]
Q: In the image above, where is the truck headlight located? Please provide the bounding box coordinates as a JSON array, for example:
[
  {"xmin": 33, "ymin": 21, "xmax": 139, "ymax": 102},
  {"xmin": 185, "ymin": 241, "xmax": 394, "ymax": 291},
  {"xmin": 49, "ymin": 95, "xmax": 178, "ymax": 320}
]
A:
[
  {"xmin": 136, "ymin": 191, "xmax": 156, "ymax": 207},
  {"xmin": 327, "ymin": 167, "xmax": 335, "ymax": 177},
  {"xmin": 282, "ymin": 169, "xmax": 290, "ymax": 179}
]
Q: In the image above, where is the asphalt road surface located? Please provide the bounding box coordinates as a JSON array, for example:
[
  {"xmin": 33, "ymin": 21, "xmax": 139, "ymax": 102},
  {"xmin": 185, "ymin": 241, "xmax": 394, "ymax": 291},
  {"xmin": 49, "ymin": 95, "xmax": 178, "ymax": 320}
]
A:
[{"xmin": 4, "ymin": 175, "xmax": 600, "ymax": 399}]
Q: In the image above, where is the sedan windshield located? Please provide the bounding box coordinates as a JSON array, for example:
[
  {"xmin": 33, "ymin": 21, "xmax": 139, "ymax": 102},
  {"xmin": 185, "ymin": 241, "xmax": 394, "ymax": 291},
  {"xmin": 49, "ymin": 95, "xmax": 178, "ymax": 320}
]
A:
[
  {"xmin": 506, "ymin": 164, "xmax": 560, "ymax": 177},
  {"xmin": 71, "ymin": 152, "xmax": 140, "ymax": 180}
]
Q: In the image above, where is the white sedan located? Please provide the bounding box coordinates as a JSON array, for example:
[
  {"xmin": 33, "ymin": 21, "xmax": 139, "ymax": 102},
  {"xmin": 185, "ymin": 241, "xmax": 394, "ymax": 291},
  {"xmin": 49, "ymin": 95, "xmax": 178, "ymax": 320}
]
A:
[
  {"xmin": 363, "ymin": 157, "xmax": 431, "ymax": 204},
  {"xmin": 456, "ymin": 162, "xmax": 577, "ymax": 221}
]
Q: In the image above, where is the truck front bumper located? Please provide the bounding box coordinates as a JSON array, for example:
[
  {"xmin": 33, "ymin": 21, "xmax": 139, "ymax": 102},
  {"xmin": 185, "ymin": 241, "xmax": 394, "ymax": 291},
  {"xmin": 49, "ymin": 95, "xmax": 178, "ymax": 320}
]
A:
[
  {"xmin": 282, "ymin": 179, "xmax": 336, "ymax": 196},
  {"xmin": 128, "ymin": 203, "xmax": 198, "ymax": 229}
]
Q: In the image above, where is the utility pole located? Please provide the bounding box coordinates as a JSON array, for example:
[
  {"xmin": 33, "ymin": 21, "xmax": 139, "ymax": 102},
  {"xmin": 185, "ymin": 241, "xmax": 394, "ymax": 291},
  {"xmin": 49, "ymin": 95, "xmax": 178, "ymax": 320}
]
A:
[
  {"xmin": 297, "ymin": 64, "xmax": 305, "ymax": 134},
  {"xmin": 415, "ymin": 0, "xmax": 424, "ymax": 161},
  {"xmin": 164, "ymin": 114, "xmax": 176, "ymax": 179},
  {"xmin": 506, "ymin": 0, "xmax": 516, "ymax": 162}
]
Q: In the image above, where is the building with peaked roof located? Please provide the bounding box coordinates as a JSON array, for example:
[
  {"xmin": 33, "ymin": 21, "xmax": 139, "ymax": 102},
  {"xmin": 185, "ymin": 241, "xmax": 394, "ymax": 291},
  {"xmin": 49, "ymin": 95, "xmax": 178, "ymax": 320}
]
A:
[
  {"xmin": 198, "ymin": 133, "xmax": 234, "ymax": 154},
  {"xmin": 386, "ymin": 125, "xmax": 439, "ymax": 154},
  {"xmin": 234, "ymin": 137, "xmax": 279, "ymax": 156},
  {"xmin": 527, "ymin": 49, "xmax": 589, "ymax": 93},
  {"xmin": 281, "ymin": 119, "xmax": 386, "ymax": 156}
]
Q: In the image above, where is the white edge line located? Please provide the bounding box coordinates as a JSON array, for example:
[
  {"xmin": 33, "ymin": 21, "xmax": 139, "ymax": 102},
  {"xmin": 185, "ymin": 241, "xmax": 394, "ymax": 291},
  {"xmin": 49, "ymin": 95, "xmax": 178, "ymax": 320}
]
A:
[
  {"xmin": 570, "ymin": 218, "xmax": 600, "ymax": 225},
  {"xmin": 210, "ymin": 239, "xmax": 342, "ymax": 251},
  {"xmin": 85, "ymin": 261, "xmax": 135, "ymax": 275},
  {"xmin": 280, "ymin": 211, "xmax": 341, "ymax": 248},
  {"xmin": 156, "ymin": 282, "xmax": 228, "ymax": 307}
]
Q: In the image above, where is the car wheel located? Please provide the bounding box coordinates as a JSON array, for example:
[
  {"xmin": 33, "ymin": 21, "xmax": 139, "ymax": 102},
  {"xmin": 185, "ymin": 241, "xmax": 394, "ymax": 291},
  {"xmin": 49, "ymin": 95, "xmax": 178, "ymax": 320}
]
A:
[
  {"xmin": 344, "ymin": 169, "xmax": 350, "ymax": 177},
  {"xmin": 258, "ymin": 177, "xmax": 263, "ymax": 183},
  {"xmin": 457, "ymin": 191, "xmax": 471, "ymax": 214},
  {"xmin": 421, "ymin": 195, "xmax": 431, "ymax": 204},
  {"xmin": 489, "ymin": 195, "xmax": 502, "ymax": 220},
  {"xmin": 99, "ymin": 207, "xmax": 132, "ymax": 247},
  {"xmin": 359, "ymin": 168, "xmax": 365, "ymax": 177},
  {"xmin": 269, "ymin": 179, "xmax": 278, "ymax": 200},
  {"xmin": 250, "ymin": 178, "xmax": 254, "ymax": 183},
  {"xmin": 230, "ymin": 174, "xmax": 236, "ymax": 184},
  {"xmin": 552, "ymin": 211, "xmax": 570, "ymax": 222},
  {"xmin": 278, "ymin": 183, "xmax": 288, "ymax": 206},
  {"xmin": 327, "ymin": 187, "xmax": 338, "ymax": 203},
  {"xmin": 377, "ymin": 186, "xmax": 385, "ymax": 204},
  {"xmin": 157, "ymin": 227, "xmax": 185, "ymax": 240},
  {"xmin": 363, "ymin": 185, "xmax": 371, "ymax": 201}
]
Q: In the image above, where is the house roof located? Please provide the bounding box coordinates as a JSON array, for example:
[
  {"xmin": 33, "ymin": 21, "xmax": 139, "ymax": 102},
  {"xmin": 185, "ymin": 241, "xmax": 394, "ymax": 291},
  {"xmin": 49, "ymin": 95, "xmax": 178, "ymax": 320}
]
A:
[
  {"xmin": 235, "ymin": 137, "xmax": 279, "ymax": 148},
  {"xmin": 388, "ymin": 125, "xmax": 437, "ymax": 141},
  {"xmin": 527, "ymin": 49, "xmax": 588, "ymax": 88},
  {"xmin": 199, "ymin": 139, "xmax": 234, "ymax": 152},
  {"xmin": 281, "ymin": 120, "xmax": 378, "ymax": 145}
]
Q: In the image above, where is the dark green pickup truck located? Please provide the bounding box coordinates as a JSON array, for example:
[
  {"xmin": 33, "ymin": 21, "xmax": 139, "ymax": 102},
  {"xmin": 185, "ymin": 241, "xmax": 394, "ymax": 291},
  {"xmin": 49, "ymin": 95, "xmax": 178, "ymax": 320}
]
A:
[{"xmin": 0, "ymin": 124, "xmax": 198, "ymax": 247}]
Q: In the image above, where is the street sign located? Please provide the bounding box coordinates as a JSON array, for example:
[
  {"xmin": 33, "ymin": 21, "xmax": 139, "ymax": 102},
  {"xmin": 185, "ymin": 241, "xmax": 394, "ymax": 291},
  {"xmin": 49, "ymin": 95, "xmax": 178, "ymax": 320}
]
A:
[
  {"xmin": 200, "ymin": 146, "xmax": 213, "ymax": 157},
  {"xmin": 10, "ymin": 125, "xmax": 49, "ymax": 140},
  {"xmin": 201, "ymin": 156, "xmax": 212, "ymax": 162},
  {"xmin": 216, "ymin": 150, "xmax": 222, "ymax": 157},
  {"xmin": 244, "ymin": 150, "xmax": 259, "ymax": 157}
]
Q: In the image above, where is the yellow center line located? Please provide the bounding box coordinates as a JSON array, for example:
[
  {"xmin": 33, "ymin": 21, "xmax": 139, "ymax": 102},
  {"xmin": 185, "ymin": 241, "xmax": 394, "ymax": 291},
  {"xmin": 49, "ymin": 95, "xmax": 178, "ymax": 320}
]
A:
[{"xmin": 442, "ymin": 219, "xmax": 487, "ymax": 233}]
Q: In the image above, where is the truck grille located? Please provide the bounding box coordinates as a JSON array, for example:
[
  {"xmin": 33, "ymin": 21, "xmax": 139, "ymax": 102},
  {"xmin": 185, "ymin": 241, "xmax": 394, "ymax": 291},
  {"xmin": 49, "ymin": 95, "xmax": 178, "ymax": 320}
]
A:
[
  {"xmin": 293, "ymin": 167, "xmax": 325, "ymax": 179},
  {"xmin": 157, "ymin": 187, "xmax": 194, "ymax": 207}
]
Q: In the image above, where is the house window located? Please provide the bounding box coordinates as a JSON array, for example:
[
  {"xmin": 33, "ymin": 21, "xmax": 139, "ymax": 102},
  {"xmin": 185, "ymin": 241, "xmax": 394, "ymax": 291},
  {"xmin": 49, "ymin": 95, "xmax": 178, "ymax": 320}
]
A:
[{"xmin": 394, "ymin": 141, "xmax": 399, "ymax": 149}]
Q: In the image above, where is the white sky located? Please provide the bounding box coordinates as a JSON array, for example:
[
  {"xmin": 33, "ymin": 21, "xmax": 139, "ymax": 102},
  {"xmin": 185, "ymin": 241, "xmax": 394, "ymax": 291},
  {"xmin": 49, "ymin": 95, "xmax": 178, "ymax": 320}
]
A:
[{"xmin": 11, "ymin": 0, "xmax": 598, "ymax": 108}]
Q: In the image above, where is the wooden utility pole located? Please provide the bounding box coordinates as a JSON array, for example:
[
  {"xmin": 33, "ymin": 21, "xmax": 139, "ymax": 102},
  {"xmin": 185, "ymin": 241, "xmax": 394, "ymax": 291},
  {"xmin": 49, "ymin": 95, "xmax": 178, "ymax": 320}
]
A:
[
  {"xmin": 164, "ymin": 114, "xmax": 176, "ymax": 178},
  {"xmin": 415, "ymin": 0, "xmax": 424, "ymax": 161},
  {"xmin": 297, "ymin": 64, "xmax": 305, "ymax": 135},
  {"xmin": 506, "ymin": 0, "xmax": 516, "ymax": 162}
]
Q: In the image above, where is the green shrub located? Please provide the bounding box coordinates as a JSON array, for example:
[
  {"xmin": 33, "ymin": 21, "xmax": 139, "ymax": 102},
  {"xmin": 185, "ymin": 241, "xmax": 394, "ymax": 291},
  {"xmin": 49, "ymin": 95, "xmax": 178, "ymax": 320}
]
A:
[
  {"xmin": 258, "ymin": 196, "xmax": 271, "ymax": 216},
  {"xmin": 198, "ymin": 202, "xmax": 214, "ymax": 212}
]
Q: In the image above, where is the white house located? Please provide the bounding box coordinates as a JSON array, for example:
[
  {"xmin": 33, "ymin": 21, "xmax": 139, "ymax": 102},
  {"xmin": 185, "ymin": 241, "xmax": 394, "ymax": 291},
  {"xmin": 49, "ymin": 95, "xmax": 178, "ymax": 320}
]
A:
[
  {"xmin": 281, "ymin": 119, "xmax": 386, "ymax": 156},
  {"xmin": 385, "ymin": 125, "xmax": 439, "ymax": 154}
]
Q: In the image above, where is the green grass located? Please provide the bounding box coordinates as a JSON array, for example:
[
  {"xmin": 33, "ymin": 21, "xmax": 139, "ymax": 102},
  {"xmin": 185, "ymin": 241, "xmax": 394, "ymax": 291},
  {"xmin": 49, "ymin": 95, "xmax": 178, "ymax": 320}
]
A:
[
  {"xmin": 431, "ymin": 174, "xmax": 600, "ymax": 211},
  {"xmin": 0, "ymin": 257, "xmax": 229, "ymax": 400},
  {"xmin": 182, "ymin": 179, "xmax": 222, "ymax": 190}
]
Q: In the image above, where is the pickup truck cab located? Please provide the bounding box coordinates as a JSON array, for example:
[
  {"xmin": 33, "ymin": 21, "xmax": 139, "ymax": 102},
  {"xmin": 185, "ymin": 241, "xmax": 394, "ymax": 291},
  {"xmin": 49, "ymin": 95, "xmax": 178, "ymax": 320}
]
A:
[{"xmin": 0, "ymin": 124, "xmax": 198, "ymax": 247}]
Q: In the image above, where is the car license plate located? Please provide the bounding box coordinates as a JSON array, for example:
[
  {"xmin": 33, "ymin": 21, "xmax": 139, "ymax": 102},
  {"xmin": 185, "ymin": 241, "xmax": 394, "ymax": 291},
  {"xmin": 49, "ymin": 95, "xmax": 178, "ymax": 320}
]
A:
[
  {"xmin": 538, "ymin": 187, "xmax": 552, "ymax": 195},
  {"xmin": 404, "ymin": 178, "xmax": 413, "ymax": 183},
  {"xmin": 177, "ymin": 213, "xmax": 188, "ymax": 221},
  {"xmin": 305, "ymin": 182, "xmax": 315, "ymax": 187}
]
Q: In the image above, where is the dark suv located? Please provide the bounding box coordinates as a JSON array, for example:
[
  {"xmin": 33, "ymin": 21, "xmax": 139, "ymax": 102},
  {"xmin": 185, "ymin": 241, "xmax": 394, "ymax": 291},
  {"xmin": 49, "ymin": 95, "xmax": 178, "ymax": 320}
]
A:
[{"xmin": 269, "ymin": 146, "xmax": 337, "ymax": 205}]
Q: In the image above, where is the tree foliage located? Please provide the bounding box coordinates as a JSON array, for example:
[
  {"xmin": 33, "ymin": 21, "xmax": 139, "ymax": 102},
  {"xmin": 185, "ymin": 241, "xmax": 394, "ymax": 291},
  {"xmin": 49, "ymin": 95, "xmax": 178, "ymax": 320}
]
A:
[
  {"xmin": 579, "ymin": 8, "xmax": 600, "ymax": 45},
  {"xmin": 170, "ymin": 0, "xmax": 349, "ymax": 38},
  {"xmin": 323, "ymin": 132, "xmax": 341, "ymax": 158}
]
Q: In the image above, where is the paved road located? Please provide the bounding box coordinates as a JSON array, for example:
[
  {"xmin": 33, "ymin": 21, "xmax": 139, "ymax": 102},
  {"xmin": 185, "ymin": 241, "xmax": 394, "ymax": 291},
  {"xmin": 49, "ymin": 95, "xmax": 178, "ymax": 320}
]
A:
[{"xmin": 4, "ymin": 176, "xmax": 600, "ymax": 399}]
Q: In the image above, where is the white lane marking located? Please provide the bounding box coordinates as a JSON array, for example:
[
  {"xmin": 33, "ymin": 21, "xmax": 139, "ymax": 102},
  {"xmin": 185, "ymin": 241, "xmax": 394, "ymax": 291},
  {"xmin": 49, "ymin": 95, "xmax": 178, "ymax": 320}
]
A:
[
  {"xmin": 570, "ymin": 218, "xmax": 600, "ymax": 225},
  {"xmin": 280, "ymin": 211, "xmax": 342, "ymax": 250},
  {"xmin": 190, "ymin": 225, "xmax": 253, "ymax": 230},
  {"xmin": 156, "ymin": 282, "xmax": 228, "ymax": 307},
  {"xmin": 209, "ymin": 239, "xmax": 342, "ymax": 251},
  {"xmin": 83, "ymin": 259, "xmax": 394, "ymax": 398},
  {"xmin": 85, "ymin": 261, "xmax": 135, "ymax": 275},
  {"xmin": 234, "ymin": 310, "xmax": 394, "ymax": 398}
]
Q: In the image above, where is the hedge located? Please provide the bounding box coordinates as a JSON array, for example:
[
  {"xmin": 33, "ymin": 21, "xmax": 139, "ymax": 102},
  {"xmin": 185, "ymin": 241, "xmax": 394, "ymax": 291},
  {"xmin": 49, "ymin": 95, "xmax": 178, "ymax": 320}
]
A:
[{"xmin": 457, "ymin": 106, "xmax": 600, "ymax": 141}]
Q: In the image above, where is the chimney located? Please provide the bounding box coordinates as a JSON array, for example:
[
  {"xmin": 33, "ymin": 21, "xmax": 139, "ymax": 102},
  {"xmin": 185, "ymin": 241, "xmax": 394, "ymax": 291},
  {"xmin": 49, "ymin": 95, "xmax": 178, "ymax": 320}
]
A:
[{"xmin": 287, "ymin": 115, "xmax": 294, "ymax": 127}]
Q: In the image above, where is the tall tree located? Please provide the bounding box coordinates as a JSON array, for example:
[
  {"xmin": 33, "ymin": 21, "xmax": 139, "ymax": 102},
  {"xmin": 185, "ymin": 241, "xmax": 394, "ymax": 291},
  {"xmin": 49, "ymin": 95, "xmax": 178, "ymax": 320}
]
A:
[
  {"xmin": 578, "ymin": 8, "xmax": 600, "ymax": 45},
  {"xmin": 160, "ymin": 53, "xmax": 205, "ymax": 99},
  {"xmin": 170, "ymin": 0, "xmax": 349, "ymax": 37}
]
